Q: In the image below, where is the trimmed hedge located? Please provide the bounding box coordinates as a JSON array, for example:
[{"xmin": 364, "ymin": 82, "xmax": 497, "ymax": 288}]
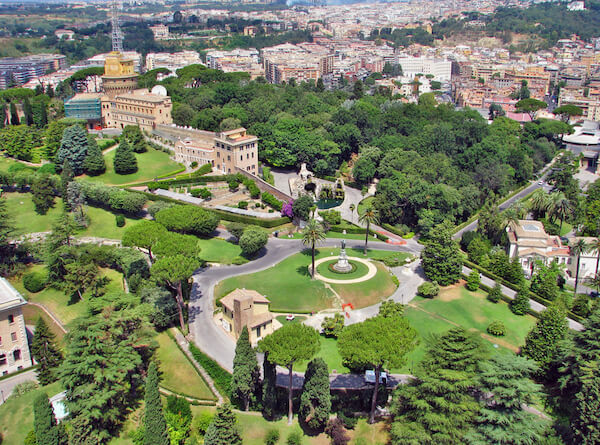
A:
[
  {"xmin": 329, "ymin": 225, "xmax": 389, "ymax": 242},
  {"xmin": 154, "ymin": 167, "xmax": 186, "ymax": 180},
  {"xmin": 211, "ymin": 208, "xmax": 290, "ymax": 228},
  {"xmin": 189, "ymin": 343, "xmax": 232, "ymax": 397},
  {"xmin": 261, "ymin": 191, "xmax": 283, "ymax": 211}
]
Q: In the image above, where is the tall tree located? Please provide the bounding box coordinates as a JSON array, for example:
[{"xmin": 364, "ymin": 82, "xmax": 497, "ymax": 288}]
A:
[
  {"xmin": 63, "ymin": 260, "xmax": 98, "ymax": 300},
  {"xmin": 122, "ymin": 220, "xmax": 167, "ymax": 262},
  {"xmin": 262, "ymin": 352, "xmax": 278, "ymax": 420},
  {"xmin": 466, "ymin": 354, "xmax": 547, "ymax": 445},
  {"xmin": 515, "ymin": 98, "xmax": 547, "ymax": 121},
  {"xmin": 204, "ymin": 403, "xmax": 242, "ymax": 445},
  {"xmin": 113, "ymin": 138, "xmax": 138, "ymax": 174},
  {"xmin": 56, "ymin": 125, "xmax": 89, "ymax": 176},
  {"xmin": 549, "ymin": 192, "xmax": 572, "ymax": 234},
  {"xmin": 33, "ymin": 100, "xmax": 48, "ymax": 128},
  {"xmin": 421, "ymin": 222, "xmax": 462, "ymax": 286},
  {"xmin": 144, "ymin": 362, "xmax": 169, "ymax": 445},
  {"xmin": 231, "ymin": 326, "xmax": 260, "ymax": 411},
  {"xmin": 0, "ymin": 196, "xmax": 18, "ymax": 276},
  {"xmin": 553, "ymin": 104, "xmax": 583, "ymax": 122},
  {"xmin": 338, "ymin": 315, "xmax": 417, "ymax": 424},
  {"xmin": 259, "ymin": 324, "xmax": 320, "ymax": 424},
  {"xmin": 83, "ymin": 135, "xmax": 106, "ymax": 176},
  {"xmin": 31, "ymin": 317, "xmax": 63, "ymax": 385},
  {"xmin": 572, "ymin": 239, "xmax": 590, "ymax": 296},
  {"xmin": 299, "ymin": 357, "xmax": 331, "ymax": 431},
  {"xmin": 301, "ymin": 218, "xmax": 326, "ymax": 279},
  {"xmin": 151, "ymin": 255, "xmax": 201, "ymax": 331},
  {"xmin": 571, "ymin": 368, "xmax": 600, "ymax": 445},
  {"xmin": 9, "ymin": 101, "xmax": 19, "ymax": 125},
  {"xmin": 31, "ymin": 174, "xmax": 55, "ymax": 215},
  {"xmin": 358, "ymin": 205, "xmax": 379, "ymax": 255},
  {"xmin": 59, "ymin": 160, "xmax": 74, "ymax": 210},
  {"xmin": 392, "ymin": 328, "xmax": 486, "ymax": 444},
  {"xmin": 0, "ymin": 102, "xmax": 6, "ymax": 128},
  {"xmin": 23, "ymin": 97, "xmax": 34, "ymax": 126},
  {"xmin": 34, "ymin": 393, "xmax": 63, "ymax": 445}
]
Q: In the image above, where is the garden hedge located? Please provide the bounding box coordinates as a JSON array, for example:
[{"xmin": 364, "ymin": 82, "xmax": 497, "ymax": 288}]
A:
[
  {"xmin": 329, "ymin": 225, "xmax": 389, "ymax": 242},
  {"xmin": 189, "ymin": 343, "xmax": 232, "ymax": 397}
]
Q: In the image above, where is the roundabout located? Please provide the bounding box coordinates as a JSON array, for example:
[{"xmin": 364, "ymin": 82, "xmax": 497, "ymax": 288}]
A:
[{"xmin": 311, "ymin": 256, "xmax": 377, "ymax": 284}]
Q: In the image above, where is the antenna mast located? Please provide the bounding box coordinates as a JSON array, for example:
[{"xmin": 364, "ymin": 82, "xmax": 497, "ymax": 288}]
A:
[{"xmin": 111, "ymin": 1, "xmax": 123, "ymax": 53}]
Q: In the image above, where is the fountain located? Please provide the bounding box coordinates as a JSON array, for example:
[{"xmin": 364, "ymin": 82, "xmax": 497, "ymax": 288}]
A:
[{"xmin": 333, "ymin": 240, "xmax": 353, "ymax": 273}]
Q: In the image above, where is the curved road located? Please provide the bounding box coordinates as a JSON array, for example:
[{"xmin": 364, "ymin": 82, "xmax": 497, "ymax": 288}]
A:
[{"xmin": 188, "ymin": 237, "xmax": 423, "ymax": 372}]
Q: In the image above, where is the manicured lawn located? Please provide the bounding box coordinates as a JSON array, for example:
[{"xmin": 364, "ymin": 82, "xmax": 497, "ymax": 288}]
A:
[
  {"xmin": 155, "ymin": 331, "xmax": 215, "ymax": 401},
  {"xmin": 0, "ymin": 381, "xmax": 63, "ymax": 445},
  {"xmin": 22, "ymin": 304, "xmax": 65, "ymax": 344},
  {"xmin": 357, "ymin": 196, "xmax": 375, "ymax": 215},
  {"xmin": 294, "ymin": 335, "xmax": 350, "ymax": 374},
  {"xmin": 332, "ymin": 263, "xmax": 397, "ymax": 308},
  {"xmin": 197, "ymin": 237, "xmax": 244, "ymax": 264},
  {"xmin": 275, "ymin": 315, "xmax": 307, "ymax": 325},
  {"xmin": 2, "ymin": 192, "xmax": 141, "ymax": 238},
  {"xmin": 0, "ymin": 156, "xmax": 33, "ymax": 172},
  {"xmin": 316, "ymin": 259, "xmax": 369, "ymax": 280},
  {"xmin": 81, "ymin": 147, "xmax": 182, "ymax": 185},
  {"xmin": 214, "ymin": 248, "xmax": 397, "ymax": 313},
  {"xmin": 11, "ymin": 265, "xmax": 125, "ymax": 327}
]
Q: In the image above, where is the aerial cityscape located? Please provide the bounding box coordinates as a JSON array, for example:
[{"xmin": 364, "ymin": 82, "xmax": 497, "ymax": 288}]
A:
[{"xmin": 0, "ymin": 0, "xmax": 599, "ymax": 443}]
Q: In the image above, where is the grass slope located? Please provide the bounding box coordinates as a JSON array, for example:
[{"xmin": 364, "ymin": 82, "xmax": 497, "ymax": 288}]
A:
[{"xmin": 81, "ymin": 147, "xmax": 181, "ymax": 186}]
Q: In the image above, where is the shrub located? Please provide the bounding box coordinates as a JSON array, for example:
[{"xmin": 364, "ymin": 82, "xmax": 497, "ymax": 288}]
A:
[
  {"xmin": 7, "ymin": 381, "xmax": 38, "ymax": 399},
  {"xmin": 571, "ymin": 294, "xmax": 591, "ymax": 317},
  {"xmin": 466, "ymin": 270, "xmax": 480, "ymax": 291},
  {"xmin": 190, "ymin": 187, "xmax": 212, "ymax": 199},
  {"xmin": 325, "ymin": 418, "xmax": 350, "ymax": 445},
  {"xmin": 382, "ymin": 255, "xmax": 408, "ymax": 267},
  {"xmin": 228, "ymin": 180, "xmax": 239, "ymax": 191},
  {"xmin": 286, "ymin": 431, "xmax": 303, "ymax": 445},
  {"xmin": 192, "ymin": 411, "xmax": 213, "ymax": 436},
  {"xmin": 417, "ymin": 281, "xmax": 439, "ymax": 298},
  {"xmin": 147, "ymin": 201, "xmax": 174, "ymax": 218},
  {"xmin": 319, "ymin": 210, "xmax": 341, "ymax": 226},
  {"xmin": 487, "ymin": 283, "xmax": 502, "ymax": 303},
  {"xmin": 337, "ymin": 411, "xmax": 357, "ymax": 429},
  {"xmin": 487, "ymin": 321, "xmax": 506, "ymax": 336},
  {"xmin": 37, "ymin": 163, "xmax": 56, "ymax": 174},
  {"xmin": 262, "ymin": 191, "xmax": 283, "ymax": 211},
  {"xmin": 510, "ymin": 286, "xmax": 530, "ymax": 316},
  {"xmin": 239, "ymin": 226, "xmax": 268, "ymax": 257},
  {"xmin": 194, "ymin": 163, "xmax": 212, "ymax": 176},
  {"xmin": 155, "ymin": 205, "xmax": 219, "ymax": 237},
  {"xmin": 189, "ymin": 343, "xmax": 231, "ymax": 396},
  {"xmin": 226, "ymin": 222, "xmax": 246, "ymax": 240},
  {"xmin": 79, "ymin": 182, "xmax": 146, "ymax": 214},
  {"xmin": 190, "ymin": 161, "xmax": 198, "ymax": 168},
  {"xmin": 292, "ymin": 194, "xmax": 313, "ymax": 220},
  {"xmin": 265, "ymin": 429, "xmax": 280, "ymax": 445},
  {"xmin": 243, "ymin": 178, "xmax": 260, "ymax": 199},
  {"xmin": 238, "ymin": 201, "xmax": 248, "ymax": 209},
  {"xmin": 321, "ymin": 313, "xmax": 345, "ymax": 338},
  {"xmin": 115, "ymin": 214, "xmax": 125, "ymax": 227},
  {"xmin": 23, "ymin": 270, "xmax": 47, "ymax": 293}
]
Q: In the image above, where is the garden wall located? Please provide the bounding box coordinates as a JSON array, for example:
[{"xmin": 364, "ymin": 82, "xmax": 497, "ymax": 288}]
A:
[{"xmin": 235, "ymin": 167, "xmax": 292, "ymax": 202}]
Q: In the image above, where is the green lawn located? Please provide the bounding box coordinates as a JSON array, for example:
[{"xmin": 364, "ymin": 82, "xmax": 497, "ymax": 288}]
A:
[
  {"xmin": 357, "ymin": 196, "xmax": 375, "ymax": 215},
  {"xmin": 11, "ymin": 265, "xmax": 125, "ymax": 327},
  {"xmin": 275, "ymin": 315, "xmax": 307, "ymax": 325},
  {"xmin": 81, "ymin": 147, "xmax": 182, "ymax": 185},
  {"xmin": 22, "ymin": 304, "xmax": 65, "ymax": 344},
  {"xmin": 2, "ymin": 192, "xmax": 141, "ymax": 238},
  {"xmin": 294, "ymin": 335, "xmax": 350, "ymax": 374},
  {"xmin": 332, "ymin": 263, "xmax": 397, "ymax": 308},
  {"xmin": 316, "ymin": 259, "xmax": 369, "ymax": 280},
  {"xmin": 214, "ymin": 248, "xmax": 397, "ymax": 313},
  {"xmin": 0, "ymin": 381, "xmax": 63, "ymax": 445},
  {"xmin": 155, "ymin": 331, "xmax": 215, "ymax": 401},
  {"xmin": 197, "ymin": 237, "xmax": 244, "ymax": 264},
  {"xmin": 0, "ymin": 156, "xmax": 34, "ymax": 172}
]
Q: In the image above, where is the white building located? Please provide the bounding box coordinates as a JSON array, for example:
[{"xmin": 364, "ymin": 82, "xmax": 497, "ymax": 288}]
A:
[
  {"xmin": 396, "ymin": 57, "xmax": 452, "ymax": 81},
  {"xmin": 146, "ymin": 51, "xmax": 202, "ymax": 72},
  {"xmin": 150, "ymin": 24, "xmax": 170, "ymax": 40},
  {"xmin": 567, "ymin": 237, "xmax": 599, "ymax": 280}
]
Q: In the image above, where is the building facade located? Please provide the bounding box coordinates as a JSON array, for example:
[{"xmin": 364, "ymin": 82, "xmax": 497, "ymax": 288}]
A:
[
  {"xmin": 64, "ymin": 93, "xmax": 103, "ymax": 129},
  {"xmin": 0, "ymin": 278, "xmax": 33, "ymax": 376},
  {"xmin": 102, "ymin": 89, "xmax": 172, "ymax": 132},
  {"xmin": 101, "ymin": 52, "xmax": 139, "ymax": 100},
  {"xmin": 219, "ymin": 289, "xmax": 274, "ymax": 344}
]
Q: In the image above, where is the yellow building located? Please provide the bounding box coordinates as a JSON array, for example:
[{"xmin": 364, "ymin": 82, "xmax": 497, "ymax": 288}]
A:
[
  {"xmin": 101, "ymin": 51, "xmax": 139, "ymax": 99},
  {"xmin": 219, "ymin": 289, "xmax": 274, "ymax": 344},
  {"xmin": 0, "ymin": 278, "xmax": 33, "ymax": 376}
]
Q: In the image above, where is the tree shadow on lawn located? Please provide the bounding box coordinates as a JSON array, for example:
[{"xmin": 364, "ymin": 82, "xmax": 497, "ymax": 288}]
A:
[{"xmin": 295, "ymin": 265, "xmax": 311, "ymax": 277}]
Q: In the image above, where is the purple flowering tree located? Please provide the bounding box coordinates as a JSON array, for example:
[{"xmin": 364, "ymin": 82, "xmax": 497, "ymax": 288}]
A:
[{"xmin": 282, "ymin": 201, "xmax": 294, "ymax": 218}]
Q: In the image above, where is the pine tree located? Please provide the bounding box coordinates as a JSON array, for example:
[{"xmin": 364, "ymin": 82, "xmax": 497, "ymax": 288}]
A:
[
  {"xmin": 33, "ymin": 100, "xmax": 48, "ymax": 128},
  {"xmin": 9, "ymin": 101, "xmax": 19, "ymax": 125},
  {"xmin": 31, "ymin": 317, "xmax": 63, "ymax": 385},
  {"xmin": 34, "ymin": 393, "xmax": 61, "ymax": 445},
  {"xmin": 510, "ymin": 285, "xmax": 530, "ymax": 315},
  {"xmin": 204, "ymin": 403, "xmax": 242, "ymax": 445},
  {"xmin": 231, "ymin": 326, "xmax": 260, "ymax": 411},
  {"xmin": 466, "ymin": 270, "xmax": 480, "ymax": 291},
  {"xmin": 144, "ymin": 362, "xmax": 169, "ymax": 445},
  {"xmin": 113, "ymin": 138, "xmax": 138, "ymax": 174},
  {"xmin": 56, "ymin": 125, "xmax": 90, "ymax": 176},
  {"xmin": 487, "ymin": 283, "xmax": 502, "ymax": 303},
  {"xmin": 299, "ymin": 358, "xmax": 331, "ymax": 430},
  {"xmin": 262, "ymin": 352, "xmax": 278, "ymax": 420},
  {"xmin": 23, "ymin": 97, "xmax": 34, "ymax": 126},
  {"xmin": 466, "ymin": 354, "xmax": 547, "ymax": 445},
  {"xmin": 391, "ymin": 327, "xmax": 486, "ymax": 445},
  {"xmin": 521, "ymin": 305, "xmax": 568, "ymax": 375},
  {"xmin": 133, "ymin": 138, "xmax": 147, "ymax": 153},
  {"xmin": 60, "ymin": 160, "xmax": 74, "ymax": 210},
  {"xmin": 31, "ymin": 174, "xmax": 56, "ymax": 215},
  {"xmin": 83, "ymin": 135, "xmax": 106, "ymax": 176},
  {"xmin": 421, "ymin": 222, "xmax": 462, "ymax": 286},
  {"xmin": 571, "ymin": 371, "xmax": 600, "ymax": 444}
]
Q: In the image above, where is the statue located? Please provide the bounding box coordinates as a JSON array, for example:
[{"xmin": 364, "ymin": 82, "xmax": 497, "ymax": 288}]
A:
[{"xmin": 334, "ymin": 240, "xmax": 352, "ymax": 273}]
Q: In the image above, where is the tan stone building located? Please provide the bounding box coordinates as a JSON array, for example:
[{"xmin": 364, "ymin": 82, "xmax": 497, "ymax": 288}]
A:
[
  {"xmin": 101, "ymin": 51, "xmax": 139, "ymax": 100},
  {"xmin": 0, "ymin": 278, "xmax": 33, "ymax": 376},
  {"xmin": 102, "ymin": 89, "xmax": 172, "ymax": 132},
  {"xmin": 219, "ymin": 289, "xmax": 274, "ymax": 344}
]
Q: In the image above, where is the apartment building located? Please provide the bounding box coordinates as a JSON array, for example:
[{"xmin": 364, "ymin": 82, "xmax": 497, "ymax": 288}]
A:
[
  {"xmin": 0, "ymin": 54, "xmax": 67, "ymax": 89},
  {"xmin": 145, "ymin": 51, "xmax": 202, "ymax": 71},
  {"xmin": 0, "ymin": 278, "xmax": 33, "ymax": 376}
]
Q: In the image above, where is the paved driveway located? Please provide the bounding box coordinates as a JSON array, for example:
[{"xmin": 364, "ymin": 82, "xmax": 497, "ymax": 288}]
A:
[{"xmin": 0, "ymin": 369, "xmax": 37, "ymax": 405}]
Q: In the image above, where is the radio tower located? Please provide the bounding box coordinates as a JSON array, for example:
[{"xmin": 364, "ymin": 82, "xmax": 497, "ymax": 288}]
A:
[{"xmin": 111, "ymin": 1, "xmax": 123, "ymax": 53}]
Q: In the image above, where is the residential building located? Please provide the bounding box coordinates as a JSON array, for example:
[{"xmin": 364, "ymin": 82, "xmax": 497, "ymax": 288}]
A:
[
  {"xmin": 567, "ymin": 237, "xmax": 599, "ymax": 280},
  {"xmin": 0, "ymin": 278, "xmax": 33, "ymax": 376},
  {"xmin": 149, "ymin": 24, "xmax": 170, "ymax": 40},
  {"xmin": 0, "ymin": 54, "xmax": 67, "ymax": 89},
  {"xmin": 507, "ymin": 220, "xmax": 570, "ymax": 275},
  {"xmin": 219, "ymin": 289, "xmax": 274, "ymax": 344},
  {"xmin": 145, "ymin": 51, "xmax": 202, "ymax": 72},
  {"xmin": 54, "ymin": 29, "xmax": 75, "ymax": 40}
]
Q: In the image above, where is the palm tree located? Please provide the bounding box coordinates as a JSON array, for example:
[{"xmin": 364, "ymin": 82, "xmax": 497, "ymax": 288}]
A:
[
  {"xmin": 349, "ymin": 203, "xmax": 355, "ymax": 223},
  {"xmin": 302, "ymin": 218, "xmax": 326, "ymax": 279},
  {"xmin": 572, "ymin": 239, "xmax": 590, "ymax": 297},
  {"xmin": 529, "ymin": 189, "xmax": 551, "ymax": 219},
  {"xmin": 549, "ymin": 192, "xmax": 572, "ymax": 234},
  {"xmin": 358, "ymin": 205, "xmax": 379, "ymax": 255},
  {"xmin": 503, "ymin": 203, "xmax": 526, "ymax": 228}
]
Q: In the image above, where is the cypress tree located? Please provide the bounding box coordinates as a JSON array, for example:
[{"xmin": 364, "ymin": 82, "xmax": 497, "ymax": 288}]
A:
[
  {"xmin": 143, "ymin": 362, "xmax": 169, "ymax": 445},
  {"xmin": 0, "ymin": 102, "xmax": 6, "ymax": 129},
  {"xmin": 46, "ymin": 84, "xmax": 54, "ymax": 98},
  {"xmin": 262, "ymin": 352, "xmax": 278, "ymax": 419},
  {"xmin": 31, "ymin": 174, "xmax": 56, "ymax": 215},
  {"xmin": 113, "ymin": 138, "xmax": 138, "ymax": 174},
  {"xmin": 34, "ymin": 393, "xmax": 60, "ymax": 445},
  {"xmin": 521, "ymin": 305, "xmax": 567, "ymax": 376},
  {"xmin": 231, "ymin": 326, "xmax": 260, "ymax": 411},
  {"xmin": 510, "ymin": 285, "xmax": 530, "ymax": 316},
  {"xmin": 60, "ymin": 160, "xmax": 74, "ymax": 210},
  {"xmin": 9, "ymin": 101, "xmax": 19, "ymax": 125},
  {"xmin": 299, "ymin": 358, "xmax": 331, "ymax": 430},
  {"xmin": 204, "ymin": 403, "xmax": 242, "ymax": 445},
  {"xmin": 83, "ymin": 135, "xmax": 106, "ymax": 176},
  {"xmin": 23, "ymin": 97, "xmax": 34, "ymax": 126},
  {"xmin": 33, "ymin": 100, "xmax": 48, "ymax": 128},
  {"xmin": 31, "ymin": 317, "xmax": 63, "ymax": 385},
  {"xmin": 56, "ymin": 125, "xmax": 89, "ymax": 176}
]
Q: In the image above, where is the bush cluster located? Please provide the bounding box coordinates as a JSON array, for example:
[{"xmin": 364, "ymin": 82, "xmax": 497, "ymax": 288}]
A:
[
  {"xmin": 155, "ymin": 205, "xmax": 219, "ymax": 237},
  {"xmin": 189, "ymin": 343, "xmax": 232, "ymax": 396},
  {"xmin": 23, "ymin": 270, "xmax": 47, "ymax": 293},
  {"xmin": 242, "ymin": 177, "xmax": 260, "ymax": 199},
  {"xmin": 417, "ymin": 281, "xmax": 440, "ymax": 298},
  {"xmin": 78, "ymin": 182, "xmax": 147, "ymax": 214},
  {"xmin": 261, "ymin": 191, "xmax": 283, "ymax": 211},
  {"xmin": 190, "ymin": 187, "xmax": 212, "ymax": 199},
  {"xmin": 319, "ymin": 210, "xmax": 341, "ymax": 226},
  {"xmin": 487, "ymin": 321, "xmax": 506, "ymax": 336}
]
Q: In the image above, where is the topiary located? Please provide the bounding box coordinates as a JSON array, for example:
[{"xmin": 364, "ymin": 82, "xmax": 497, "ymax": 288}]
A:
[
  {"xmin": 417, "ymin": 281, "xmax": 440, "ymax": 298},
  {"xmin": 23, "ymin": 270, "xmax": 48, "ymax": 293},
  {"xmin": 487, "ymin": 283, "xmax": 502, "ymax": 303},
  {"xmin": 487, "ymin": 321, "xmax": 506, "ymax": 336},
  {"xmin": 115, "ymin": 214, "xmax": 125, "ymax": 227}
]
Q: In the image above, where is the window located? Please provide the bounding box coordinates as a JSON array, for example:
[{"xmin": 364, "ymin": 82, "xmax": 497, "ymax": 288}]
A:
[
  {"xmin": 241, "ymin": 155, "xmax": 243, "ymax": 161},
  {"xmin": 0, "ymin": 336, "xmax": 2, "ymax": 345},
  {"xmin": 227, "ymin": 155, "xmax": 231, "ymax": 161},
  {"xmin": 0, "ymin": 354, "xmax": 6, "ymax": 365},
  {"xmin": 8, "ymin": 314, "xmax": 13, "ymax": 324},
  {"xmin": 13, "ymin": 350, "xmax": 20, "ymax": 361},
  {"xmin": 10, "ymin": 332, "xmax": 16, "ymax": 342}
]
